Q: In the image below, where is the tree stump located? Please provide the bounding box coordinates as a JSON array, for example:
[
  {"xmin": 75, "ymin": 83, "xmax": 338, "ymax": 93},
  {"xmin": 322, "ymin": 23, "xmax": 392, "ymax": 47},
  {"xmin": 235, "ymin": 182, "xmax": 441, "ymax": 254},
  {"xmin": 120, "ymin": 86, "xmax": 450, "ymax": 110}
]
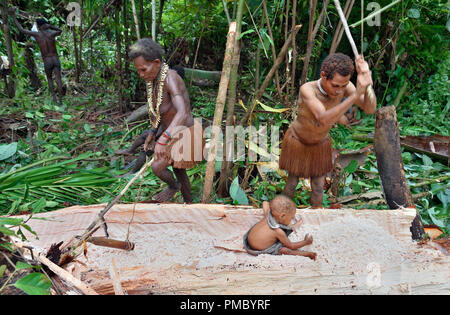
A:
[{"xmin": 374, "ymin": 106, "xmax": 424, "ymax": 240}]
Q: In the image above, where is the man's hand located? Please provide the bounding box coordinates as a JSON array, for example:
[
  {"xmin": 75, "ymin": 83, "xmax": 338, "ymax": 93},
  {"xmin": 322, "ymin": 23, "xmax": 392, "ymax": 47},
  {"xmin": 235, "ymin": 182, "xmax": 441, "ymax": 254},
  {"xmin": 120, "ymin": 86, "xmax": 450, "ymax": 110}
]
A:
[
  {"xmin": 355, "ymin": 55, "xmax": 373, "ymax": 98},
  {"xmin": 355, "ymin": 55, "xmax": 370, "ymax": 74}
]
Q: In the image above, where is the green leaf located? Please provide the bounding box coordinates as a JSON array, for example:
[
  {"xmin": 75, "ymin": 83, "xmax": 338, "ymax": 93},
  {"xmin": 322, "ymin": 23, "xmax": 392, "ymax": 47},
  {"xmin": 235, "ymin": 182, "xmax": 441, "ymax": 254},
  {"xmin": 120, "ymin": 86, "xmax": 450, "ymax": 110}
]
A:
[
  {"xmin": 13, "ymin": 272, "xmax": 51, "ymax": 295},
  {"xmin": 238, "ymin": 29, "xmax": 255, "ymax": 40},
  {"xmin": 15, "ymin": 261, "xmax": 34, "ymax": 271},
  {"xmin": 421, "ymin": 154, "xmax": 433, "ymax": 167},
  {"xmin": 0, "ymin": 265, "xmax": 6, "ymax": 278},
  {"xmin": 344, "ymin": 160, "xmax": 359, "ymax": 174},
  {"xmin": 229, "ymin": 177, "xmax": 249, "ymax": 205},
  {"xmin": 0, "ymin": 142, "xmax": 18, "ymax": 161},
  {"xmin": 407, "ymin": 8, "xmax": 420, "ymax": 19}
]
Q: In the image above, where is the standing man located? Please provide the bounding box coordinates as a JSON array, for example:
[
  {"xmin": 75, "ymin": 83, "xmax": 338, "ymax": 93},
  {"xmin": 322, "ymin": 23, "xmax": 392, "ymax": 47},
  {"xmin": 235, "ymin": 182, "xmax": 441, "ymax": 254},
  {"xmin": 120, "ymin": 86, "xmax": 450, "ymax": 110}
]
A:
[
  {"xmin": 129, "ymin": 38, "xmax": 204, "ymax": 203},
  {"xmin": 9, "ymin": 7, "xmax": 63, "ymax": 104},
  {"xmin": 280, "ymin": 53, "xmax": 376, "ymax": 207}
]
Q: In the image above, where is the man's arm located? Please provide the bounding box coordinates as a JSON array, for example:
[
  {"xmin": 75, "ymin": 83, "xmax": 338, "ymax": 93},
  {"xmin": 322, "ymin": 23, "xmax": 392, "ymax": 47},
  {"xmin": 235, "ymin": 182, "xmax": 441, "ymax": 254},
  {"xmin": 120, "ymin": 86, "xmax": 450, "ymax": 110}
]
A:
[
  {"xmin": 301, "ymin": 83, "xmax": 358, "ymax": 127},
  {"xmin": 46, "ymin": 24, "xmax": 62, "ymax": 38},
  {"xmin": 352, "ymin": 56, "xmax": 376, "ymax": 114},
  {"xmin": 8, "ymin": 7, "xmax": 39, "ymax": 37}
]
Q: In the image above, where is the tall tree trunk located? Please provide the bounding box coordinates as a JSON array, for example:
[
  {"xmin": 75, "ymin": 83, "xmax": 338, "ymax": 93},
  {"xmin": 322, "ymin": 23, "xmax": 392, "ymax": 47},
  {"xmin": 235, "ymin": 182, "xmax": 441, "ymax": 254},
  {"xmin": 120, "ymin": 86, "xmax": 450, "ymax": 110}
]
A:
[
  {"xmin": 202, "ymin": 22, "xmax": 237, "ymax": 203},
  {"xmin": 151, "ymin": 0, "xmax": 156, "ymax": 40},
  {"xmin": 123, "ymin": 0, "xmax": 131, "ymax": 91},
  {"xmin": 72, "ymin": 26, "xmax": 80, "ymax": 83},
  {"xmin": 374, "ymin": 106, "xmax": 424, "ymax": 240},
  {"xmin": 115, "ymin": 8, "xmax": 124, "ymax": 112},
  {"xmin": 217, "ymin": 0, "xmax": 245, "ymax": 197},
  {"xmin": 1, "ymin": 0, "xmax": 16, "ymax": 97},
  {"xmin": 79, "ymin": 0, "xmax": 84, "ymax": 73},
  {"xmin": 24, "ymin": 42, "xmax": 41, "ymax": 90},
  {"xmin": 156, "ymin": 0, "xmax": 166, "ymax": 36},
  {"xmin": 289, "ymin": 0, "xmax": 298, "ymax": 104},
  {"xmin": 139, "ymin": 0, "xmax": 145, "ymax": 37},
  {"xmin": 131, "ymin": 0, "xmax": 141, "ymax": 39}
]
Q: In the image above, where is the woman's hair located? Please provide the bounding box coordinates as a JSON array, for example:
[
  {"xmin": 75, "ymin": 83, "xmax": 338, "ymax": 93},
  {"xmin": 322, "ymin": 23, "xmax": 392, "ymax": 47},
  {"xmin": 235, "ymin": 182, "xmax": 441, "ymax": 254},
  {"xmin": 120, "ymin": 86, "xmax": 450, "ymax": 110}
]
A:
[
  {"xmin": 270, "ymin": 194, "xmax": 296, "ymax": 216},
  {"xmin": 129, "ymin": 38, "xmax": 164, "ymax": 62},
  {"xmin": 320, "ymin": 53, "xmax": 354, "ymax": 80}
]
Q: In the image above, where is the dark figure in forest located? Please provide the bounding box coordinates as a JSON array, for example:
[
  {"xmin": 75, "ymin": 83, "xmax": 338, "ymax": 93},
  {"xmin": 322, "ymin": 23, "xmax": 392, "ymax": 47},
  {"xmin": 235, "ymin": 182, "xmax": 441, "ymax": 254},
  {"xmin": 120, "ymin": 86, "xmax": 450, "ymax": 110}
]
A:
[
  {"xmin": 129, "ymin": 38, "xmax": 204, "ymax": 203},
  {"xmin": 9, "ymin": 7, "xmax": 63, "ymax": 104},
  {"xmin": 115, "ymin": 65, "xmax": 186, "ymax": 176},
  {"xmin": 279, "ymin": 53, "xmax": 376, "ymax": 208}
]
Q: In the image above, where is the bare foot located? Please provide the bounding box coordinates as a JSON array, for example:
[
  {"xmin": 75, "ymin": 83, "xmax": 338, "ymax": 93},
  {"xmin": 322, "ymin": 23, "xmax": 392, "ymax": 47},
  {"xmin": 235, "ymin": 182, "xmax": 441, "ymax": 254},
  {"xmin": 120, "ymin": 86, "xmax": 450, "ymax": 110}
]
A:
[
  {"xmin": 153, "ymin": 182, "xmax": 181, "ymax": 202},
  {"xmin": 115, "ymin": 149, "xmax": 134, "ymax": 156}
]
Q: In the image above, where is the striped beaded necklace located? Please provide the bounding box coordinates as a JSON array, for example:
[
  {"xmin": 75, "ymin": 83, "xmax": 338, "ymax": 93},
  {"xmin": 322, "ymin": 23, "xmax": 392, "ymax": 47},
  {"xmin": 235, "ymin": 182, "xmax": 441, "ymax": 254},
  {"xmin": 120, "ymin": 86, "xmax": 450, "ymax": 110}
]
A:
[{"xmin": 147, "ymin": 63, "xmax": 169, "ymax": 129}]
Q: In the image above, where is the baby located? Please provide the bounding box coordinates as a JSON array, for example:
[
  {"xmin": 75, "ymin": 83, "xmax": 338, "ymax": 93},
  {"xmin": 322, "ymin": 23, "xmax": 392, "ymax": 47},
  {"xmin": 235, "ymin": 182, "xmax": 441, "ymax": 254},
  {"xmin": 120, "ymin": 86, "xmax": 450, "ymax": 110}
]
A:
[{"xmin": 243, "ymin": 194, "xmax": 317, "ymax": 260}]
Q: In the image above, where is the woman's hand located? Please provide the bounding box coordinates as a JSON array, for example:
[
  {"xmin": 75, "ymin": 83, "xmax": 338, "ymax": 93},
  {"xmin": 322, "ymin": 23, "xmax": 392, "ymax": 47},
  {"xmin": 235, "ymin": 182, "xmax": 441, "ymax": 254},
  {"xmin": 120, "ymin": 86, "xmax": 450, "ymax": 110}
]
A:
[
  {"xmin": 143, "ymin": 133, "xmax": 155, "ymax": 151},
  {"xmin": 154, "ymin": 140, "xmax": 168, "ymax": 160}
]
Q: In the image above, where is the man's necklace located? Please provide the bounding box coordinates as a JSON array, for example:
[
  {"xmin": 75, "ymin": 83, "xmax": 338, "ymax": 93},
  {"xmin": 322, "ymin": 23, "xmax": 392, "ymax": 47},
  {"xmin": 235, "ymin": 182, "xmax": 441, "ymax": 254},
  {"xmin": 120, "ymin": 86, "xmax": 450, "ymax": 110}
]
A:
[
  {"xmin": 317, "ymin": 78, "xmax": 328, "ymax": 97},
  {"xmin": 147, "ymin": 63, "xmax": 169, "ymax": 129}
]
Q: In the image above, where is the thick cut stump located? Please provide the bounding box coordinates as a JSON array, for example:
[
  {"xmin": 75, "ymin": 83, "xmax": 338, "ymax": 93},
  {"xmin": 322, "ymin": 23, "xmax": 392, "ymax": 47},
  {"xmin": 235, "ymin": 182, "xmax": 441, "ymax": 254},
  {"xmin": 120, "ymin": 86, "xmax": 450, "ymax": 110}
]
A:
[{"xmin": 374, "ymin": 106, "xmax": 424, "ymax": 240}]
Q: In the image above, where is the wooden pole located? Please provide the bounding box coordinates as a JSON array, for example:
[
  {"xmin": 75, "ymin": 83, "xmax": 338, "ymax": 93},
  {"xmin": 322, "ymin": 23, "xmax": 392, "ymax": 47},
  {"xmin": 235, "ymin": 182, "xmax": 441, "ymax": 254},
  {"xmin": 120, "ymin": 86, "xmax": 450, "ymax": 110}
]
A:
[
  {"xmin": 217, "ymin": 0, "xmax": 244, "ymax": 197},
  {"xmin": 374, "ymin": 106, "xmax": 424, "ymax": 240},
  {"xmin": 202, "ymin": 22, "xmax": 237, "ymax": 203},
  {"xmin": 332, "ymin": 0, "xmax": 376, "ymax": 104}
]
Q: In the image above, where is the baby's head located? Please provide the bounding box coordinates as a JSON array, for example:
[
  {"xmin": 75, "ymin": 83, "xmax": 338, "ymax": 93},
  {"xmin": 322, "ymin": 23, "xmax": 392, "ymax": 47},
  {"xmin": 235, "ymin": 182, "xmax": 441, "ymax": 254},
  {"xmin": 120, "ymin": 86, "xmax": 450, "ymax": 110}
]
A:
[{"xmin": 269, "ymin": 195, "xmax": 296, "ymax": 226}]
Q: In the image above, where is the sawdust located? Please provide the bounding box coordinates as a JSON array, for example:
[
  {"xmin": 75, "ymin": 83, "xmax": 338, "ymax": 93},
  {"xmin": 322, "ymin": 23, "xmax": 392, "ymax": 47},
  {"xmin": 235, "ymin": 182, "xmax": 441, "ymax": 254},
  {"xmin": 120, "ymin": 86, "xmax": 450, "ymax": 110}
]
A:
[{"xmin": 82, "ymin": 216, "xmax": 440, "ymax": 276}]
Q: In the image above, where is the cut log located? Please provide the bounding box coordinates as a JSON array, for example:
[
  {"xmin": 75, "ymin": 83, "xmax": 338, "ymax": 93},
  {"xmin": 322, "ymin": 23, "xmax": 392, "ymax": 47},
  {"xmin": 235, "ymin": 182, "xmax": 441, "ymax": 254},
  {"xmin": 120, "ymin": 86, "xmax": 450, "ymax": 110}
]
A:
[
  {"xmin": 10, "ymin": 203, "xmax": 449, "ymax": 295},
  {"xmin": 374, "ymin": 106, "xmax": 424, "ymax": 240}
]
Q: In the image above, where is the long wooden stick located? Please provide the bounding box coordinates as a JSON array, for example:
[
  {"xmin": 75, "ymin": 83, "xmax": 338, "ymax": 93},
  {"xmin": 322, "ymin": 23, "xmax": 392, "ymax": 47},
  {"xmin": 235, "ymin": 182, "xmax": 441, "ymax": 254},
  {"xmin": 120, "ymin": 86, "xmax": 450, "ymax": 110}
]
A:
[
  {"xmin": 333, "ymin": 0, "xmax": 376, "ymax": 104},
  {"xmin": 71, "ymin": 158, "xmax": 154, "ymax": 250},
  {"xmin": 37, "ymin": 254, "xmax": 99, "ymax": 295}
]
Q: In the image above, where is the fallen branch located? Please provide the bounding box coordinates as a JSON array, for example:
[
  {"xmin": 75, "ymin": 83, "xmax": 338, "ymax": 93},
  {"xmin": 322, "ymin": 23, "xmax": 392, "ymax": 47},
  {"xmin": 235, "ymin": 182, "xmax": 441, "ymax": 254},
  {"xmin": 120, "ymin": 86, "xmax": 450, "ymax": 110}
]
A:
[{"xmin": 37, "ymin": 254, "xmax": 99, "ymax": 295}]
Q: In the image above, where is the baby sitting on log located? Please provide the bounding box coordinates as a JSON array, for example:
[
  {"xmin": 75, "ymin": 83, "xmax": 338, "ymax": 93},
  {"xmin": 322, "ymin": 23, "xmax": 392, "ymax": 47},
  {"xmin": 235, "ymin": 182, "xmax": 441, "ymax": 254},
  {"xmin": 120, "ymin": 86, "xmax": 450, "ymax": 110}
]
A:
[{"xmin": 243, "ymin": 194, "xmax": 317, "ymax": 260}]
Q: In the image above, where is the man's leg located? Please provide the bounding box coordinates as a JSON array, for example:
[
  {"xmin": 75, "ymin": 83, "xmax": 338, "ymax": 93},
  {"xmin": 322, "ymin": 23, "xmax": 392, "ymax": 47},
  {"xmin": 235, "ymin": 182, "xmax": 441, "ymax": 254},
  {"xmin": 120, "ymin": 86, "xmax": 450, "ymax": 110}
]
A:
[
  {"xmin": 173, "ymin": 168, "xmax": 192, "ymax": 203},
  {"xmin": 310, "ymin": 175, "xmax": 325, "ymax": 208},
  {"xmin": 44, "ymin": 63, "xmax": 56, "ymax": 102},
  {"xmin": 152, "ymin": 159, "xmax": 180, "ymax": 202},
  {"xmin": 54, "ymin": 65, "xmax": 63, "ymax": 104},
  {"xmin": 283, "ymin": 174, "xmax": 299, "ymax": 198}
]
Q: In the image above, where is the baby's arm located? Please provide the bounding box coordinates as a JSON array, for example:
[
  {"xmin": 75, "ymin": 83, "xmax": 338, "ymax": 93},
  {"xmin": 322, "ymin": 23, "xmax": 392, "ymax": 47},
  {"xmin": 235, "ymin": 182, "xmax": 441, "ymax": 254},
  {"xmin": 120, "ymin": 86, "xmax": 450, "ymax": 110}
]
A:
[{"xmin": 275, "ymin": 230, "xmax": 313, "ymax": 250}]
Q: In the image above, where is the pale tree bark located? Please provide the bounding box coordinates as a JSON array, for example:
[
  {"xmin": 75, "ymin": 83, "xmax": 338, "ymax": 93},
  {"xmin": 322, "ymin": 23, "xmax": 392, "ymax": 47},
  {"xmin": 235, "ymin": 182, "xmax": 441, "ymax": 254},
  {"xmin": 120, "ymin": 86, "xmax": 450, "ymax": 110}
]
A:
[
  {"xmin": 202, "ymin": 22, "xmax": 237, "ymax": 203},
  {"xmin": 217, "ymin": 0, "xmax": 245, "ymax": 197}
]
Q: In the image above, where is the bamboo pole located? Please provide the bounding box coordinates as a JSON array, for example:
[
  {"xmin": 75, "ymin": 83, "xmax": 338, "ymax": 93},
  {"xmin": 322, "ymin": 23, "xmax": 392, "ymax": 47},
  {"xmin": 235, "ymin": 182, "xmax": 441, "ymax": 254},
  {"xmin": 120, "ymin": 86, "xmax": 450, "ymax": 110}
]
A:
[{"xmin": 202, "ymin": 22, "xmax": 237, "ymax": 203}]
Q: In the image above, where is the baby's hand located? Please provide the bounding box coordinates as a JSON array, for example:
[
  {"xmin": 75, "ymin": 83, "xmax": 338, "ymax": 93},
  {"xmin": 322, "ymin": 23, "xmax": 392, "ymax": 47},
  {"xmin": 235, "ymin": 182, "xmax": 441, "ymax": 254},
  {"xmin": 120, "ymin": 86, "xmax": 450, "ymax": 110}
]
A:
[{"xmin": 303, "ymin": 234, "xmax": 313, "ymax": 245}]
